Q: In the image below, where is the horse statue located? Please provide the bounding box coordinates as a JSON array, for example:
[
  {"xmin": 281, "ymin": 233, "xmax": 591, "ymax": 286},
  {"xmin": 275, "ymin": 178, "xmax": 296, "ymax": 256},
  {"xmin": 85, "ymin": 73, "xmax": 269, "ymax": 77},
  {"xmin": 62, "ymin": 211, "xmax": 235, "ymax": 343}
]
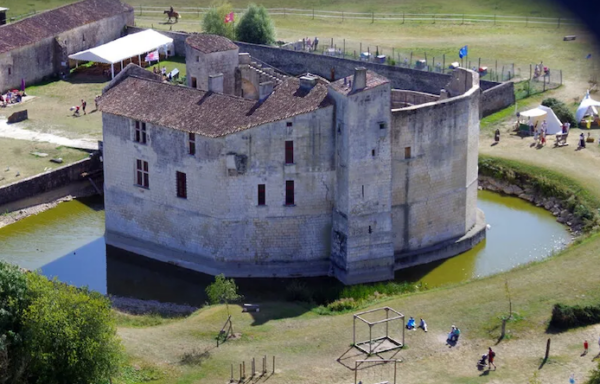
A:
[{"xmin": 164, "ymin": 8, "xmax": 181, "ymax": 23}]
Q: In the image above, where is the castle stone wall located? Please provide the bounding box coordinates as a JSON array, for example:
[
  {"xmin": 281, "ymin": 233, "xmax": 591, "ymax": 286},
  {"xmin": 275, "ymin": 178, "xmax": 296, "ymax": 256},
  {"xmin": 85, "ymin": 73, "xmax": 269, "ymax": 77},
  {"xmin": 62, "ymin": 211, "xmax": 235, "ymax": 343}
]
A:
[{"xmin": 186, "ymin": 46, "xmax": 239, "ymax": 94}]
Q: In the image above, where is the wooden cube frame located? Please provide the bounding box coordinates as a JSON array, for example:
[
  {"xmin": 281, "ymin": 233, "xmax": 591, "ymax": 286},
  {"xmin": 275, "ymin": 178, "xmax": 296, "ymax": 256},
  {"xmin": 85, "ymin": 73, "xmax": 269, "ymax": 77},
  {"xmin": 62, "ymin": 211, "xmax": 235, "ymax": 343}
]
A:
[{"xmin": 353, "ymin": 307, "xmax": 405, "ymax": 355}]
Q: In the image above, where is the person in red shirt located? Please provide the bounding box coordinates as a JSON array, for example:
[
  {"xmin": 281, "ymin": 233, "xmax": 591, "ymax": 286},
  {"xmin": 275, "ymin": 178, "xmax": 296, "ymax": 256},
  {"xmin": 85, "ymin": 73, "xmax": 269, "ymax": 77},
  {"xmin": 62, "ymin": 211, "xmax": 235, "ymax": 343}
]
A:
[
  {"xmin": 488, "ymin": 347, "xmax": 496, "ymax": 370},
  {"xmin": 583, "ymin": 340, "xmax": 589, "ymax": 355}
]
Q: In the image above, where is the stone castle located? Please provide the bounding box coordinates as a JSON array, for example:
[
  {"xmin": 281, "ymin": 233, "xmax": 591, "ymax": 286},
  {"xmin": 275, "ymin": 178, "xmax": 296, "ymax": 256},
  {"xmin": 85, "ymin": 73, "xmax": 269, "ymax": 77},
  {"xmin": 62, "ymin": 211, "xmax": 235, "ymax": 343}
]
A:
[{"xmin": 100, "ymin": 34, "xmax": 486, "ymax": 284}]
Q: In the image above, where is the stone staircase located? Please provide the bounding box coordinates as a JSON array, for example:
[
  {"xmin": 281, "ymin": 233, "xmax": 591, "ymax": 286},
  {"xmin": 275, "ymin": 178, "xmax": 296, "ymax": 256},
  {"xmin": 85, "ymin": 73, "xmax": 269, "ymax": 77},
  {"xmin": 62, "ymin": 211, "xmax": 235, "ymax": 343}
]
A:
[{"xmin": 248, "ymin": 62, "xmax": 287, "ymax": 86}]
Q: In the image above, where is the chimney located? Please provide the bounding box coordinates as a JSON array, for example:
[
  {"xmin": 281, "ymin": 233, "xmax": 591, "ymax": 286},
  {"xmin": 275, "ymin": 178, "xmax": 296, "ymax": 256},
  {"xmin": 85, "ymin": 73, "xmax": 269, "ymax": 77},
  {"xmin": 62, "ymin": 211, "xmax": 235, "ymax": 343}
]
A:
[
  {"xmin": 238, "ymin": 53, "xmax": 251, "ymax": 65},
  {"xmin": 352, "ymin": 67, "xmax": 367, "ymax": 92},
  {"xmin": 299, "ymin": 75, "xmax": 317, "ymax": 91},
  {"xmin": 208, "ymin": 73, "xmax": 224, "ymax": 93},
  {"xmin": 259, "ymin": 81, "xmax": 274, "ymax": 101}
]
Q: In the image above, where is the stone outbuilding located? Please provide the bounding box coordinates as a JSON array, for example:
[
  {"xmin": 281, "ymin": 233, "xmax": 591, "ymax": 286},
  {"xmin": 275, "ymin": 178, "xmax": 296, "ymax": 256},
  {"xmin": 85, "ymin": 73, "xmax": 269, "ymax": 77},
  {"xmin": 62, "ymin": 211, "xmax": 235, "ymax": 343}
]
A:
[{"xmin": 0, "ymin": 0, "xmax": 134, "ymax": 92}]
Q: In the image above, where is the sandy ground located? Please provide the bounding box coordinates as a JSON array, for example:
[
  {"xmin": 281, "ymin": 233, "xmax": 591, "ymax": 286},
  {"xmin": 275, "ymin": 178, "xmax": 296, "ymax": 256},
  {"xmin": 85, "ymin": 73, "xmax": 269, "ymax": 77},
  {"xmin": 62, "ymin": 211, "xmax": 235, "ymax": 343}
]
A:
[{"xmin": 0, "ymin": 118, "xmax": 98, "ymax": 150}]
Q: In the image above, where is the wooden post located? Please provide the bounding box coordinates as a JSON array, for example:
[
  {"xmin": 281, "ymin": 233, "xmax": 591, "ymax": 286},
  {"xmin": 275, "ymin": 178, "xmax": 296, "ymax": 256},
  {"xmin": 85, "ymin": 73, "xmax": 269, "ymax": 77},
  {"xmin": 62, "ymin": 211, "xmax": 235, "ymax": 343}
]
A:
[
  {"xmin": 385, "ymin": 308, "xmax": 389, "ymax": 338},
  {"xmin": 501, "ymin": 318, "xmax": 507, "ymax": 339},
  {"xmin": 526, "ymin": 16, "xmax": 528, "ymax": 27},
  {"xmin": 263, "ymin": 355, "xmax": 266, "ymax": 374},
  {"xmin": 372, "ymin": 11, "xmax": 374, "ymax": 23},
  {"xmin": 433, "ymin": 57, "xmax": 435, "ymax": 71},
  {"xmin": 424, "ymin": 51, "xmax": 428, "ymax": 66},
  {"xmin": 239, "ymin": 364, "xmax": 242, "ymax": 380},
  {"xmin": 494, "ymin": 14, "xmax": 496, "ymax": 25},
  {"xmin": 443, "ymin": 54, "xmax": 445, "ymax": 74},
  {"xmin": 530, "ymin": 64, "xmax": 532, "ymax": 80},
  {"xmin": 354, "ymin": 361, "xmax": 358, "ymax": 384},
  {"xmin": 557, "ymin": 17, "xmax": 561, "ymax": 28},
  {"xmin": 392, "ymin": 48, "xmax": 395, "ymax": 63},
  {"xmin": 252, "ymin": 357, "xmax": 255, "ymax": 377},
  {"xmin": 343, "ymin": 39, "xmax": 345, "ymax": 57},
  {"xmin": 410, "ymin": 52, "xmax": 413, "ymax": 68},
  {"xmin": 369, "ymin": 324, "xmax": 373, "ymax": 354},
  {"xmin": 273, "ymin": 356, "xmax": 275, "ymax": 374},
  {"xmin": 462, "ymin": 13, "xmax": 464, "ymax": 24},
  {"xmin": 560, "ymin": 70, "xmax": 562, "ymax": 85},
  {"xmin": 312, "ymin": 8, "xmax": 314, "ymax": 20},
  {"xmin": 243, "ymin": 361, "xmax": 245, "ymax": 379},
  {"xmin": 545, "ymin": 338, "xmax": 551, "ymax": 361},
  {"xmin": 230, "ymin": 364, "xmax": 233, "ymax": 381},
  {"xmin": 394, "ymin": 360, "xmax": 397, "ymax": 384},
  {"xmin": 353, "ymin": 315, "xmax": 356, "ymax": 345},
  {"xmin": 403, "ymin": 12, "xmax": 405, "ymax": 24},
  {"xmin": 342, "ymin": 11, "xmax": 344, "ymax": 22}
]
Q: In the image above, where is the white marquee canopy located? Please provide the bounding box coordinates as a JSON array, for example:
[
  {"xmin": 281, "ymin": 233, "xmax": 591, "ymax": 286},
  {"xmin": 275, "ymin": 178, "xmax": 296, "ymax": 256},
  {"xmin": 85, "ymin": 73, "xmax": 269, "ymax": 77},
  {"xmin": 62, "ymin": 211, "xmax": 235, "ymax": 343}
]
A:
[{"xmin": 68, "ymin": 30, "xmax": 173, "ymax": 78}]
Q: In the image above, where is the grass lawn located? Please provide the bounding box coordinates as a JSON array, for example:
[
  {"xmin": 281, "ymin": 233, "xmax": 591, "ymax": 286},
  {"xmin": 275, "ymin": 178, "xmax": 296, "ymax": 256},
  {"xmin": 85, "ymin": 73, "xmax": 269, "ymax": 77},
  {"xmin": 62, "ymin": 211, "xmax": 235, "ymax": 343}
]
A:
[{"xmin": 0, "ymin": 138, "xmax": 89, "ymax": 187}]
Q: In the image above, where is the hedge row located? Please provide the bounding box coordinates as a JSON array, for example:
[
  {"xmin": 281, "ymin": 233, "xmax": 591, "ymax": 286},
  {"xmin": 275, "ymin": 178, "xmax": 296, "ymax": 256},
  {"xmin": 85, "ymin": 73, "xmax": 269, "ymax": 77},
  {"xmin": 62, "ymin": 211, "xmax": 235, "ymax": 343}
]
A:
[{"xmin": 549, "ymin": 303, "xmax": 600, "ymax": 330}]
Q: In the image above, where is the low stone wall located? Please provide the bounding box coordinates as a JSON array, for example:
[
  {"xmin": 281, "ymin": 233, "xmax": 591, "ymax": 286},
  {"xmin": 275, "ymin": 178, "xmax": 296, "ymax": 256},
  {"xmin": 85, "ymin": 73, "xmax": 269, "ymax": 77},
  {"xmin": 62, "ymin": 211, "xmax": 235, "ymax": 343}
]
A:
[
  {"xmin": 480, "ymin": 82, "xmax": 515, "ymax": 117},
  {"xmin": 391, "ymin": 89, "xmax": 439, "ymax": 108},
  {"xmin": 0, "ymin": 154, "xmax": 102, "ymax": 209},
  {"xmin": 479, "ymin": 175, "xmax": 581, "ymax": 234}
]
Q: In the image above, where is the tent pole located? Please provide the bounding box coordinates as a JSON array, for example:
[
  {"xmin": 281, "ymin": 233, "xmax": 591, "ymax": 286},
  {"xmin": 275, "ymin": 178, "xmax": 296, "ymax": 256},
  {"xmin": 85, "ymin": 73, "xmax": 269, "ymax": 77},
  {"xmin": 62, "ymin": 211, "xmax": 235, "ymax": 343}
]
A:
[
  {"xmin": 76, "ymin": 61, "xmax": 78, "ymax": 68},
  {"xmin": 111, "ymin": 63, "xmax": 114, "ymax": 79},
  {"xmin": 138, "ymin": 54, "xmax": 141, "ymax": 66},
  {"xmin": 121, "ymin": 61, "xmax": 123, "ymax": 71}
]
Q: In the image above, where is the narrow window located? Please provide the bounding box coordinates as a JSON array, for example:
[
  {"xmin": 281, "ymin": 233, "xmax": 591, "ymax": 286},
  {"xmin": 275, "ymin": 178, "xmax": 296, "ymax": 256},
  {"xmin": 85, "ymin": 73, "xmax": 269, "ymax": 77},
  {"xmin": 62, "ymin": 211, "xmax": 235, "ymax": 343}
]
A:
[
  {"xmin": 257, "ymin": 184, "xmax": 266, "ymax": 206},
  {"xmin": 134, "ymin": 121, "xmax": 147, "ymax": 144},
  {"xmin": 83, "ymin": 34, "xmax": 85, "ymax": 42},
  {"xmin": 285, "ymin": 141, "xmax": 294, "ymax": 164},
  {"xmin": 7, "ymin": 67, "xmax": 11, "ymax": 76},
  {"xmin": 372, "ymin": 149, "xmax": 376, "ymax": 157},
  {"xmin": 188, "ymin": 132, "xmax": 196, "ymax": 155},
  {"xmin": 362, "ymin": 185, "xmax": 364, "ymax": 199},
  {"xmin": 379, "ymin": 122, "xmax": 386, "ymax": 129},
  {"xmin": 285, "ymin": 180, "xmax": 294, "ymax": 206},
  {"xmin": 191, "ymin": 77, "xmax": 197, "ymax": 88},
  {"xmin": 368, "ymin": 225, "xmax": 372, "ymax": 234},
  {"xmin": 176, "ymin": 171, "xmax": 187, "ymax": 199},
  {"xmin": 405, "ymin": 146, "xmax": 411, "ymax": 159},
  {"xmin": 135, "ymin": 159, "xmax": 149, "ymax": 188},
  {"xmin": 286, "ymin": 122, "xmax": 293, "ymax": 127},
  {"xmin": 196, "ymin": 56, "xmax": 200, "ymax": 62}
]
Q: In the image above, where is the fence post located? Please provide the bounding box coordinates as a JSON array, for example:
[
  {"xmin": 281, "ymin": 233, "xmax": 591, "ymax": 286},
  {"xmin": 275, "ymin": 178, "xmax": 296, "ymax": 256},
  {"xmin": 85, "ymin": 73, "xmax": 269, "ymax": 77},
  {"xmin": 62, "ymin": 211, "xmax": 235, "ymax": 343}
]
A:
[
  {"xmin": 557, "ymin": 17, "xmax": 561, "ymax": 28},
  {"xmin": 139, "ymin": 4, "xmax": 142, "ymax": 16},
  {"xmin": 343, "ymin": 39, "xmax": 345, "ymax": 57},
  {"xmin": 312, "ymin": 8, "xmax": 314, "ymax": 20},
  {"xmin": 443, "ymin": 54, "xmax": 445, "ymax": 74},
  {"xmin": 494, "ymin": 14, "xmax": 496, "ymax": 25},
  {"xmin": 560, "ymin": 69, "xmax": 562, "ymax": 85},
  {"xmin": 530, "ymin": 64, "xmax": 532, "ymax": 80},
  {"xmin": 545, "ymin": 338, "xmax": 551, "ymax": 361},
  {"xmin": 410, "ymin": 52, "xmax": 413, "ymax": 68},
  {"xmin": 403, "ymin": 12, "xmax": 405, "ymax": 24},
  {"xmin": 331, "ymin": 37, "xmax": 333, "ymax": 47},
  {"xmin": 433, "ymin": 14, "xmax": 435, "ymax": 24},
  {"xmin": 424, "ymin": 51, "xmax": 427, "ymax": 66},
  {"xmin": 273, "ymin": 356, "xmax": 275, "ymax": 374},
  {"xmin": 342, "ymin": 11, "xmax": 344, "ymax": 22},
  {"xmin": 526, "ymin": 16, "xmax": 528, "ymax": 27},
  {"xmin": 372, "ymin": 12, "xmax": 374, "ymax": 23},
  {"xmin": 462, "ymin": 14, "xmax": 465, "ymax": 24},
  {"xmin": 392, "ymin": 48, "xmax": 395, "ymax": 63},
  {"xmin": 543, "ymin": 74, "xmax": 546, "ymax": 92},
  {"xmin": 231, "ymin": 364, "xmax": 233, "ymax": 381},
  {"xmin": 360, "ymin": 42, "xmax": 362, "ymax": 55}
]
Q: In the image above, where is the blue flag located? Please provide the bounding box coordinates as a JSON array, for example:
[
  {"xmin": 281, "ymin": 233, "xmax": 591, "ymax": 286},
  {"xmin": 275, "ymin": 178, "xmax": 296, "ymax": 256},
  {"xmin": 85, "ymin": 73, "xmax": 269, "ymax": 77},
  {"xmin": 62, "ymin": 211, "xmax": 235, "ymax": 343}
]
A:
[
  {"xmin": 586, "ymin": 53, "xmax": 592, "ymax": 59},
  {"xmin": 459, "ymin": 45, "xmax": 468, "ymax": 59}
]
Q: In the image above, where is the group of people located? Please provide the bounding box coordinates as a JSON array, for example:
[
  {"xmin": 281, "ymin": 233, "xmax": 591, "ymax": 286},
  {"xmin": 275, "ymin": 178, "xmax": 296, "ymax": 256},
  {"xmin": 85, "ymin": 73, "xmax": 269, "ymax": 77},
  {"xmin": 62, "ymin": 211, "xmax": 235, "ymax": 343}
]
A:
[
  {"xmin": 447, "ymin": 325, "xmax": 461, "ymax": 343},
  {"xmin": 301, "ymin": 36, "xmax": 319, "ymax": 52},
  {"xmin": 72, "ymin": 96, "xmax": 100, "ymax": 116},
  {"xmin": 529, "ymin": 119, "xmax": 549, "ymax": 146},
  {"xmin": 0, "ymin": 90, "xmax": 26, "ymax": 107},
  {"xmin": 533, "ymin": 61, "xmax": 550, "ymax": 78},
  {"xmin": 405, "ymin": 316, "xmax": 428, "ymax": 332},
  {"xmin": 477, "ymin": 347, "xmax": 497, "ymax": 370}
]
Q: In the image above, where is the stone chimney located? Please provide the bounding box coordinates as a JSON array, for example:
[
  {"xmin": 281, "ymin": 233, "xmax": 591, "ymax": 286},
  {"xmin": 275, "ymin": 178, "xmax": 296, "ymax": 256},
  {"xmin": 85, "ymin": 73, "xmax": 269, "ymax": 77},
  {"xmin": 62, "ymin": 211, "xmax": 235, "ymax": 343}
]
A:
[
  {"xmin": 299, "ymin": 75, "xmax": 317, "ymax": 91},
  {"xmin": 208, "ymin": 73, "xmax": 224, "ymax": 93},
  {"xmin": 259, "ymin": 81, "xmax": 274, "ymax": 101},
  {"xmin": 352, "ymin": 67, "xmax": 367, "ymax": 92},
  {"xmin": 238, "ymin": 53, "xmax": 251, "ymax": 65}
]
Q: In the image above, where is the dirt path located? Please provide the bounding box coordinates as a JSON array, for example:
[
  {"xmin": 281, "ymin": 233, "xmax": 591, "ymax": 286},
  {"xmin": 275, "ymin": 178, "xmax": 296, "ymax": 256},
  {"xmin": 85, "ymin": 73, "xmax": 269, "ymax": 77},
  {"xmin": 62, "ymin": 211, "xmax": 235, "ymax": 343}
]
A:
[{"xmin": 0, "ymin": 118, "xmax": 98, "ymax": 150}]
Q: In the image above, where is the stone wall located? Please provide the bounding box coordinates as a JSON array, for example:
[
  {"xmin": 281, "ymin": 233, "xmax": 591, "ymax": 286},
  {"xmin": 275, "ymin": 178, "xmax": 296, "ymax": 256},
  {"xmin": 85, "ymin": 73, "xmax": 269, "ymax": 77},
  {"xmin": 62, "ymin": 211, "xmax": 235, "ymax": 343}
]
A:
[
  {"xmin": 390, "ymin": 69, "xmax": 480, "ymax": 256},
  {"xmin": 0, "ymin": 155, "xmax": 101, "ymax": 208},
  {"xmin": 480, "ymin": 82, "xmax": 516, "ymax": 117},
  {"xmin": 0, "ymin": 11, "xmax": 133, "ymax": 92},
  {"xmin": 186, "ymin": 46, "xmax": 239, "ymax": 94},
  {"xmin": 391, "ymin": 89, "xmax": 439, "ymax": 108},
  {"xmin": 103, "ymin": 105, "xmax": 338, "ymax": 278}
]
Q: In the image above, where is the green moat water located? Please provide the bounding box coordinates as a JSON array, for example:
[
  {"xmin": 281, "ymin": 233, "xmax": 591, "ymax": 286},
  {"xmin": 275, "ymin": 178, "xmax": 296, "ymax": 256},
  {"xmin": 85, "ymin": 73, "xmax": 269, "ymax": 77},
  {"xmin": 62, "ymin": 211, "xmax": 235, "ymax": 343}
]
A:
[{"xmin": 0, "ymin": 191, "xmax": 571, "ymax": 304}]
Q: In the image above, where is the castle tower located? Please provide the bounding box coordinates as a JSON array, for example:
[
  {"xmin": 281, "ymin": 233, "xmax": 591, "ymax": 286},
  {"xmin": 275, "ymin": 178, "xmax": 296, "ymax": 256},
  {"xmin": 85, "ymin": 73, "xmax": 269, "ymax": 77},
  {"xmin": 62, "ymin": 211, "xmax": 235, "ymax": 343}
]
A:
[{"xmin": 328, "ymin": 68, "xmax": 394, "ymax": 284}]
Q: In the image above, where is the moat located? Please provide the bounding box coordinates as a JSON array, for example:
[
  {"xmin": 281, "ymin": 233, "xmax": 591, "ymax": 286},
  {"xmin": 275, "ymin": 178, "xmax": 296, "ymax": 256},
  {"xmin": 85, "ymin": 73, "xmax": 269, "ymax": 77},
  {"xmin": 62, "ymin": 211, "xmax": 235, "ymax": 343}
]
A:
[{"xmin": 0, "ymin": 190, "xmax": 571, "ymax": 306}]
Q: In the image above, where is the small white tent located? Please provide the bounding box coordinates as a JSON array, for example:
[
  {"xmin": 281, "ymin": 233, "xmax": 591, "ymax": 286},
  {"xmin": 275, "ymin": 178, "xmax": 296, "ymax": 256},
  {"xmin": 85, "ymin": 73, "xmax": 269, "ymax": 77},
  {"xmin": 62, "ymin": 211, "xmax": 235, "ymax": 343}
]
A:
[
  {"xmin": 576, "ymin": 91, "xmax": 600, "ymax": 123},
  {"xmin": 519, "ymin": 105, "xmax": 563, "ymax": 135},
  {"xmin": 68, "ymin": 30, "xmax": 174, "ymax": 78}
]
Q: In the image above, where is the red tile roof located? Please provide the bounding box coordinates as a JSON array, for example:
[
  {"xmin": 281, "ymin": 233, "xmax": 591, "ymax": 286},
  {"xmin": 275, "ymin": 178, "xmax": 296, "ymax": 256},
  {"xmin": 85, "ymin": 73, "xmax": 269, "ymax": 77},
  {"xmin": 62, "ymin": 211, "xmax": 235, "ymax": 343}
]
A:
[
  {"xmin": 330, "ymin": 70, "xmax": 389, "ymax": 95},
  {"xmin": 99, "ymin": 77, "xmax": 332, "ymax": 137},
  {"xmin": 0, "ymin": 0, "xmax": 133, "ymax": 54},
  {"xmin": 186, "ymin": 33, "xmax": 238, "ymax": 54}
]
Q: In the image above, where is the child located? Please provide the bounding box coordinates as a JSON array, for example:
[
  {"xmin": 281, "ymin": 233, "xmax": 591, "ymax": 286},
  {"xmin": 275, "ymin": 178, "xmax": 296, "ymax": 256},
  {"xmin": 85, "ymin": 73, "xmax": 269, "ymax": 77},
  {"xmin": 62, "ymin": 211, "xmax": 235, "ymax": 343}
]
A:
[
  {"xmin": 419, "ymin": 318, "xmax": 428, "ymax": 332},
  {"xmin": 584, "ymin": 340, "xmax": 589, "ymax": 355}
]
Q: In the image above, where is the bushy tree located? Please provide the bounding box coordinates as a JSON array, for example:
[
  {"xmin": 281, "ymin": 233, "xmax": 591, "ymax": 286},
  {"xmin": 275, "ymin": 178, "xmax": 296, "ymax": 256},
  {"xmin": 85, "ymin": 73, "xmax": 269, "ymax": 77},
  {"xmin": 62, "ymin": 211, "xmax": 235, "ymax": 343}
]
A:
[
  {"xmin": 542, "ymin": 97, "xmax": 577, "ymax": 125},
  {"xmin": 206, "ymin": 274, "xmax": 242, "ymax": 316},
  {"xmin": 586, "ymin": 360, "xmax": 600, "ymax": 384},
  {"xmin": 235, "ymin": 4, "xmax": 276, "ymax": 45},
  {"xmin": 0, "ymin": 261, "xmax": 29, "ymax": 384},
  {"xmin": 202, "ymin": 3, "xmax": 235, "ymax": 40},
  {"xmin": 22, "ymin": 274, "xmax": 123, "ymax": 384}
]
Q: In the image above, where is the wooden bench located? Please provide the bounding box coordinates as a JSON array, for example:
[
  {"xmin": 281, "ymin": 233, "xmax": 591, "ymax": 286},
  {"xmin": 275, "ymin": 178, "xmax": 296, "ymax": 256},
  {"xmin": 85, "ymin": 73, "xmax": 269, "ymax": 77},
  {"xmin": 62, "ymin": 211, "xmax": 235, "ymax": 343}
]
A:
[
  {"xmin": 242, "ymin": 304, "xmax": 260, "ymax": 313},
  {"xmin": 555, "ymin": 132, "xmax": 569, "ymax": 147},
  {"xmin": 563, "ymin": 35, "xmax": 577, "ymax": 41}
]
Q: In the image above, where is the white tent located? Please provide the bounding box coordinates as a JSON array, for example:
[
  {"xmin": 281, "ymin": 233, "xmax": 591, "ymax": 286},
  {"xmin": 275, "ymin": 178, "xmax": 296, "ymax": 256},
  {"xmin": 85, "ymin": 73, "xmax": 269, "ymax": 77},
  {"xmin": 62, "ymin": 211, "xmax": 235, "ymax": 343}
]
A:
[
  {"xmin": 68, "ymin": 30, "xmax": 174, "ymax": 78},
  {"xmin": 519, "ymin": 105, "xmax": 563, "ymax": 135},
  {"xmin": 576, "ymin": 91, "xmax": 600, "ymax": 123}
]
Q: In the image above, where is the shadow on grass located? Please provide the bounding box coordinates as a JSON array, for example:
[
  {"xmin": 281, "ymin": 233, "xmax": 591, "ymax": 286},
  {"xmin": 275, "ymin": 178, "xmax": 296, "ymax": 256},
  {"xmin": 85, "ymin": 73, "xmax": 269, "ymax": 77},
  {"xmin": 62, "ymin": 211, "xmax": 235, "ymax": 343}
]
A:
[{"xmin": 246, "ymin": 301, "xmax": 315, "ymax": 326}]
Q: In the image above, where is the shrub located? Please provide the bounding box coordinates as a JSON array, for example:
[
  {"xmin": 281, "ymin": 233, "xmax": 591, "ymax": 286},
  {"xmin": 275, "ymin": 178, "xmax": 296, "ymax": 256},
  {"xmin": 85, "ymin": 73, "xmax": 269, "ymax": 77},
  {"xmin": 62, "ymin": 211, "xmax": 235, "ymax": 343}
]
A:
[
  {"xmin": 326, "ymin": 298, "xmax": 358, "ymax": 312},
  {"xmin": 542, "ymin": 98, "xmax": 577, "ymax": 125},
  {"xmin": 235, "ymin": 4, "xmax": 276, "ymax": 45},
  {"xmin": 549, "ymin": 303, "xmax": 600, "ymax": 330},
  {"xmin": 586, "ymin": 361, "xmax": 600, "ymax": 384},
  {"xmin": 202, "ymin": 3, "xmax": 236, "ymax": 40}
]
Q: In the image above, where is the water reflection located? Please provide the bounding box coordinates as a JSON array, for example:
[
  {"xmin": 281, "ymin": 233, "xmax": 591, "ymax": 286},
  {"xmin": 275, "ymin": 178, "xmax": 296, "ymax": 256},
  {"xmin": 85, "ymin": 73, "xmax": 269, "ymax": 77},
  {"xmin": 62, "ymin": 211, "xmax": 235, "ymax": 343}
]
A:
[{"xmin": 0, "ymin": 191, "xmax": 572, "ymax": 304}]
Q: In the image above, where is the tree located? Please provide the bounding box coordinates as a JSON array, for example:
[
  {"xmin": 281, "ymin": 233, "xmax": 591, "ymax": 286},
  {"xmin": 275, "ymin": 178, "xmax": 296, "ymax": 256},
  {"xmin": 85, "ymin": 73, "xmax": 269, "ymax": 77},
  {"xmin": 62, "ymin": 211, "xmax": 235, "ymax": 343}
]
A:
[
  {"xmin": 235, "ymin": 4, "xmax": 276, "ymax": 45},
  {"xmin": 542, "ymin": 97, "xmax": 577, "ymax": 126},
  {"xmin": 587, "ymin": 361, "xmax": 600, "ymax": 384},
  {"xmin": 22, "ymin": 274, "xmax": 123, "ymax": 384},
  {"xmin": 202, "ymin": 3, "xmax": 235, "ymax": 40},
  {"xmin": 0, "ymin": 261, "xmax": 29, "ymax": 384},
  {"xmin": 206, "ymin": 274, "xmax": 242, "ymax": 316}
]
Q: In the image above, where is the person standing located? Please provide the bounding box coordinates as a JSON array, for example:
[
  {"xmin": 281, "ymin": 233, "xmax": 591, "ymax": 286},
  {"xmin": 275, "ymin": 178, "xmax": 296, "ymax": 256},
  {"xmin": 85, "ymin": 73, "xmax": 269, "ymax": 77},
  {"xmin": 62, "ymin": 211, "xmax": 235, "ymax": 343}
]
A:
[
  {"xmin": 314, "ymin": 36, "xmax": 319, "ymax": 51},
  {"xmin": 583, "ymin": 340, "xmax": 589, "ymax": 355},
  {"xmin": 81, "ymin": 99, "xmax": 87, "ymax": 115},
  {"xmin": 488, "ymin": 347, "xmax": 496, "ymax": 370}
]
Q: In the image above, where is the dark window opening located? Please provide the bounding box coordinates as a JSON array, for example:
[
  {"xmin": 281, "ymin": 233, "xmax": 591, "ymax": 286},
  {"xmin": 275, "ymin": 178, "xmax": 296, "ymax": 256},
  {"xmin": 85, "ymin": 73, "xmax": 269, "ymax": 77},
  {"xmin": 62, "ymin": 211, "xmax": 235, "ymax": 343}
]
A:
[
  {"xmin": 258, "ymin": 184, "xmax": 266, "ymax": 206},
  {"xmin": 176, "ymin": 171, "xmax": 187, "ymax": 198},
  {"xmin": 285, "ymin": 180, "xmax": 294, "ymax": 205},
  {"xmin": 379, "ymin": 122, "xmax": 386, "ymax": 129},
  {"xmin": 188, "ymin": 132, "xmax": 196, "ymax": 155},
  {"xmin": 372, "ymin": 149, "xmax": 376, "ymax": 157},
  {"xmin": 135, "ymin": 121, "xmax": 147, "ymax": 144},
  {"xmin": 136, "ymin": 159, "xmax": 149, "ymax": 188},
  {"xmin": 362, "ymin": 185, "xmax": 364, "ymax": 199},
  {"xmin": 368, "ymin": 225, "xmax": 372, "ymax": 234},
  {"xmin": 83, "ymin": 34, "xmax": 85, "ymax": 42},
  {"xmin": 405, "ymin": 146, "xmax": 411, "ymax": 159},
  {"xmin": 8, "ymin": 67, "xmax": 11, "ymax": 76},
  {"xmin": 285, "ymin": 141, "xmax": 294, "ymax": 164},
  {"xmin": 337, "ymin": 124, "xmax": 342, "ymax": 134},
  {"xmin": 286, "ymin": 122, "xmax": 293, "ymax": 127},
  {"xmin": 191, "ymin": 77, "xmax": 197, "ymax": 88}
]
